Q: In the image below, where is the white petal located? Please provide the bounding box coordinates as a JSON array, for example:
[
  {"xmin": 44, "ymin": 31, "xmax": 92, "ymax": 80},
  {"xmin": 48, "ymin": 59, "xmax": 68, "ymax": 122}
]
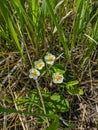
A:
[
  {"xmin": 29, "ymin": 74, "xmax": 34, "ymax": 78},
  {"xmin": 34, "ymin": 59, "xmax": 45, "ymax": 70},
  {"xmin": 32, "ymin": 76, "xmax": 38, "ymax": 80},
  {"xmin": 44, "ymin": 53, "xmax": 56, "ymax": 65},
  {"xmin": 29, "ymin": 68, "xmax": 40, "ymax": 80},
  {"xmin": 52, "ymin": 72, "xmax": 64, "ymax": 84},
  {"xmin": 29, "ymin": 68, "xmax": 33, "ymax": 73}
]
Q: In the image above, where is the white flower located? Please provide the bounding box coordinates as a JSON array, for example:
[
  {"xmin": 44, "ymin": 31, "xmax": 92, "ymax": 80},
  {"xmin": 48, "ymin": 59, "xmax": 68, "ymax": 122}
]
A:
[
  {"xmin": 52, "ymin": 72, "xmax": 64, "ymax": 84},
  {"xmin": 34, "ymin": 59, "xmax": 45, "ymax": 70},
  {"xmin": 44, "ymin": 53, "xmax": 56, "ymax": 65},
  {"xmin": 29, "ymin": 68, "xmax": 40, "ymax": 80}
]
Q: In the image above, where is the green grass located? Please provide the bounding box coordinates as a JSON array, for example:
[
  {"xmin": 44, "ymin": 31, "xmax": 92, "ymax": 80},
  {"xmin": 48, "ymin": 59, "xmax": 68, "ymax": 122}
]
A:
[{"xmin": 0, "ymin": 0, "xmax": 98, "ymax": 129}]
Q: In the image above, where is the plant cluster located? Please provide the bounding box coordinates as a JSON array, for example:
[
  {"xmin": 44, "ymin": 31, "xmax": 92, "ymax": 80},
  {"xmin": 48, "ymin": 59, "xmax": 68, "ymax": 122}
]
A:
[
  {"xmin": 21, "ymin": 52, "xmax": 83, "ymax": 128},
  {"xmin": 29, "ymin": 53, "xmax": 64, "ymax": 84},
  {"xmin": 0, "ymin": 0, "xmax": 98, "ymax": 129}
]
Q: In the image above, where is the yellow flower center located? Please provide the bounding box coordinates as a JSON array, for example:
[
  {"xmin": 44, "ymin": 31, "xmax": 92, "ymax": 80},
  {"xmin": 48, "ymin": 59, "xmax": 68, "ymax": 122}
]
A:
[
  {"xmin": 32, "ymin": 71, "xmax": 37, "ymax": 76},
  {"xmin": 37, "ymin": 63, "xmax": 42, "ymax": 68},
  {"xmin": 47, "ymin": 57, "xmax": 54, "ymax": 62},
  {"xmin": 55, "ymin": 75, "xmax": 61, "ymax": 81}
]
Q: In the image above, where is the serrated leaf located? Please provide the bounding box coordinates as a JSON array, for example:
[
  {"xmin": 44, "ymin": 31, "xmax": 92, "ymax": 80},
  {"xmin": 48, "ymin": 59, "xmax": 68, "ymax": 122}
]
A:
[
  {"xmin": 56, "ymin": 99, "xmax": 69, "ymax": 112},
  {"xmin": 51, "ymin": 93, "xmax": 60, "ymax": 101}
]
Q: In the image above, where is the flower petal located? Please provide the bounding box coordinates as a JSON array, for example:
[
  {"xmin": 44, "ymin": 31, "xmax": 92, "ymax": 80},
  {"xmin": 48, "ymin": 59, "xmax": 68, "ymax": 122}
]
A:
[
  {"xmin": 44, "ymin": 53, "xmax": 56, "ymax": 65},
  {"xmin": 29, "ymin": 68, "xmax": 40, "ymax": 80},
  {"xmin": 34, "ymin": 59, "xmax": 45, "ymax": 70},
  {"xmin": 52, "ymin": 72, "xmax": 64, "ymax": 84}
]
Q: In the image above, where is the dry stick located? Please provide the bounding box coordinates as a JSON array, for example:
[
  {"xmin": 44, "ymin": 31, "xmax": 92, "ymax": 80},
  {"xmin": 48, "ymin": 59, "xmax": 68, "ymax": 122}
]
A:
[
  {"xmin": 3, "ymin": 101, "xmax": 7, "ymax": 130},
  {"xmin": 53, "ymin": 10, "xmax": 72, "ymax": 34},
  {"xmin": 14, "ymin": 93, "xmax": 29, "ymax": 130},
  {"xmin": 7, "ymin": 59, "xmax": 27, "ymax": 130},
  {"xmin": 2, "ymin": 59, "xmax": 22, "ymax": 86},
  {"xmin": 88, "ymin": 60, "xmax": 93, "ymax": 91},
  {"xmin": 35, "ymin": 80, "xmax": 49, "ymax": 127},
  {"xmin": 80, "ymin": 79, "xmax": 98, "ymax": 85},
  {"xmin": 0, "ymin": 56, "xmax": 12, "ymax": 65},
  {"xmin": 8, "ymin": 85, "xmax": 26, "ymax": 130},
  {"xmin": 84, "ymin": 33, "xmax": 98, "ymax": 45}
]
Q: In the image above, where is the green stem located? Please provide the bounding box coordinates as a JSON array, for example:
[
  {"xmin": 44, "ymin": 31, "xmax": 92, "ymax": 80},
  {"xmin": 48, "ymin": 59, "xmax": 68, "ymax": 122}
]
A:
[{"xmin": 35, "ymin": 80, "xmax": 49, "ymax": 127}]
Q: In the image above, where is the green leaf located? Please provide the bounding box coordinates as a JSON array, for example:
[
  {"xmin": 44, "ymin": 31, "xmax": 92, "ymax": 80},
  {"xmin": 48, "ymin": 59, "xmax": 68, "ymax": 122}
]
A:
[
  {"xmin": 50, "ymin": 93, "xmax": 70, "ymax": 113},
  {"xmin": 52, "ymin": 64, "xmax": 66, "ymax": 74},
  {"xmin": 32, "ymin": 0, "xmax": 39, "ymax": 25},
  {"xmin": 41, "ymin": 0, "xmax": 47, "ymax": 18},
  {"xmin": 0, "ymin": 0, "xmax": 24, "ymax": 60},
  {"xmin": 50, "ymin": 93, "xmax": 60, "ymax": 101},
  {"xmin": 46, "ymin": 115, "xmax": 59, "ymax": 130},
  {"xmin": 46, "ymin": 68, "xmax": 54, "ymax": 77},
  {"xmin": 56, "ymin": 99, "xmax": 69, "ymax": 112},
  {"xmin": 66, "ymin": 80, "xmax": 83, "ymax": 95},
  {"xmin": 66, "ymin": 80, "xmax": 79, "ymax": 86},
  {"xmin": 66, "ymin": 85, "xmax": 83, "ymax": 95},
  {"xmin": 7, "ymin": 18, "xmax": 22, "ymax": 53},
  {"xmin": 71, "ymin": 0, "xmax": 89, "ymax": 50}
]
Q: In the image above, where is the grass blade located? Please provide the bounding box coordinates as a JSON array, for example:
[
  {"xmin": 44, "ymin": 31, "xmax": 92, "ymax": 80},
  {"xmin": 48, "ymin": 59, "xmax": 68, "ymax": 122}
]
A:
[
  {"xmin": 32, "ymin": 0, "xmax": 39, "ymax": 25},
  {"xmin": 46, "ymin": 0, "xmax": 70, "ymax": 60},
  {"xmin": 0, "ymin": 0, "xmax": 24, "ymax": 60},
  {"xmin": 71, "ymin": 0, "xmax": 89, "ymax": 50}
]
